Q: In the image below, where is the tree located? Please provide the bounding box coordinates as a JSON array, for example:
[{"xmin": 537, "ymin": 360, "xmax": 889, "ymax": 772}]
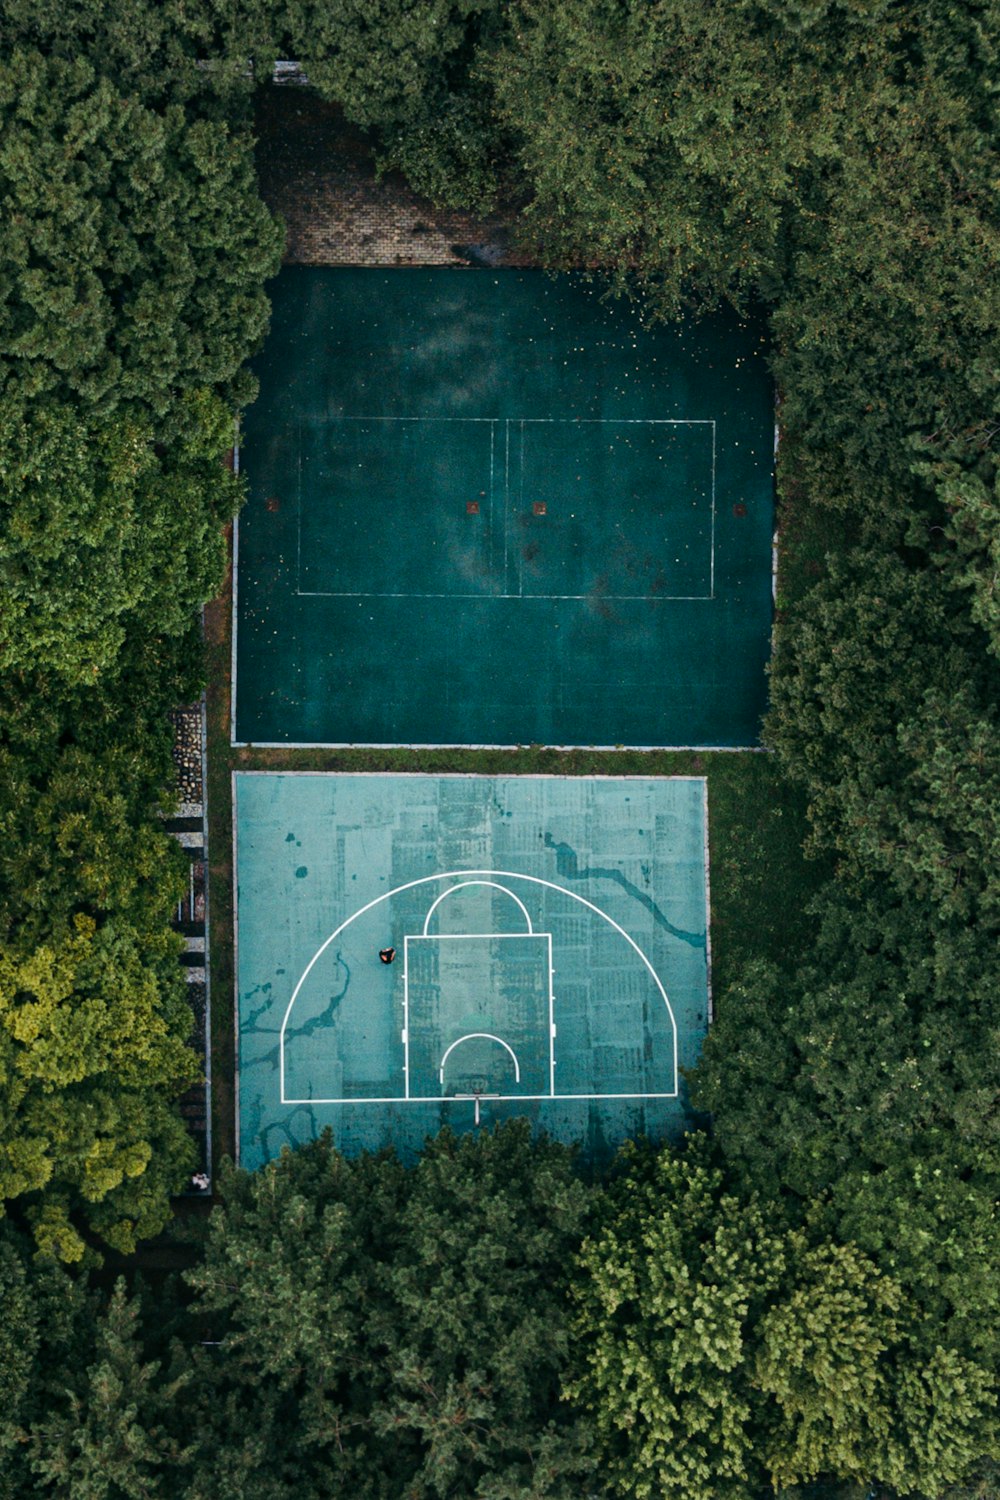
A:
[
  {"xmin": 693, "ymin": 883, "xmax": 1000, "ymax": 1368},
  {"xmin": 567, "ymin": 1138, "xmax": 997, "ymax": 1498},
  {"xmin": 0, "ymin": 49, "xmax": 282, "ymax": 419},
  {"xmin": 0, "ymin": 1225, "xmax": 94, "ymax": 1499},
  {"xmin": 935, "ymin": 467, "xmax": 1000, "ymax": 660},
  {"xmin": 0, "ymin": 0, "xmax": 280, "ymax": 109},
  {"xmin": 281, "ymin": 0, "xmax": 505, "ymax": 210},
  {"xmin": 0, "ymin": 390, "xmax": 240, "ymax": 686},
  {"xmin": 28, "ymin": 1279, "xmax": 193, "ymax": 1498},
  {"xmin": 766, "ymin": 548, "xmax": 1000, "ymax": 925},
  {"xmin": 491, "ymin": 0, "xmax": 808, "ymax": 312},
  {"xmin": 0, "ymin": 916, "xmax": 197, "ymax": 1261},
  {"xmin": 184, "ymin": 1123, "xmax": 596, "ymax": 1497}
]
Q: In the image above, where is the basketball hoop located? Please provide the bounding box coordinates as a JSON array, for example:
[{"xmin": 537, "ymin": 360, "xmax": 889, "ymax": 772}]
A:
[{"xmin": 453, "ymin": 1090, "xmax": 500, "ymax": 1126}]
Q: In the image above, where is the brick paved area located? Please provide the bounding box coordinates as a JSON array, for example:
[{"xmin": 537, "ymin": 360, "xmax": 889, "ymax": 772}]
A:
[{"xmin": 255, "ymin": 85, "xmax": 530, "ymax": 268}]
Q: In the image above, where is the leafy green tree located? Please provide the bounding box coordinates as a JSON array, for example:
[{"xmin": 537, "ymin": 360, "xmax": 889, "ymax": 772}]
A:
[
  {"xmin": 0, "ymin": 0, "xmax": 280, "ymax": 109},
  {"xmin": 492, "ymin": 0, "xmax": 810, "ymax": 311},
  {"xmin": 281, "ymin": 0, "xmax": 505, "ymax": 209},
  {"xmin": 0, "ymin": 916, "xmax": 197, "ymax": 1261},
  {"xmin": 693, "ymin": 883, "xmax": 1000, "ymax": 1367},
  {"xmin": 0, "ymin": 1225, "xmax": 95, "ymax": 1499},
  {"xmin": 935, "ymin": 467, "xmax": 1000, "ymax": 659},
  {"xmin": 0, "ymin": 49, "xmax": 281, "ymax": 418},
  {"xmin": 566, "ymin": 1137, "xmax": 784, "ymax": 1499},
  {"xmin": 0, "ymin": 390, "xmax": 240, "ymax": 686},
  {"xmin": 28, "ymin": 1279, "xmax": 193, "ymax": 1498},
  {"xmin": 567, "ymin": 1138, "xmax": 997, "ymax": 1498},
  {"xmin": 766, "ymin": 549, "xmax": 1000, "ymax": 923}
]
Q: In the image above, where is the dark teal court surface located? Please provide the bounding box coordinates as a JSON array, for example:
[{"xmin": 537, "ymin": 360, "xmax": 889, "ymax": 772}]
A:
[
  {"xmin": 234, "ymin": 269, "xmax": 774, "ymax": 747},
  {"xmin": 235, "ymin": 774, "xmax": 711, "ymax": 1167}
]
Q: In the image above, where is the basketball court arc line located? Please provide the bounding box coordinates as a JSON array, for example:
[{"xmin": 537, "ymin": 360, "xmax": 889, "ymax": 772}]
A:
[
  {"xmin": 278, "ymin": 869, "xmax": 679, "ymax": 1105},
  {"xmin": 439, "ymin": 1033, "xmax": 521, "ymax": 1084},
  {"xmin": 421, "ymin": 879, "xmax": 534, "ymax": 935}
]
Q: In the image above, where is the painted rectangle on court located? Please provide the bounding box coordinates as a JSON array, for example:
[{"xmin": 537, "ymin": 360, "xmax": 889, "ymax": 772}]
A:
[
  {"xmin": 512, "ymin": 420, "xmax": 714, "ymax": 599},
  {"xmin": 235, "ymin": 773, "xmax": 711, "ymax": 1167},
  {"xmin": 298, "ymin": 417, "xmax": 498, "ymax": 598}
]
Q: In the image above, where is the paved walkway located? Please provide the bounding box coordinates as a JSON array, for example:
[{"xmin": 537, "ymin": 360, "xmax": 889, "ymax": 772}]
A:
[
  {"xmin": 165, "ymin": 704, "xmax": 211, "ymax": 1193},
  {"xmin": 255, "ymin": 85, "xmax": 529, "ymax": 268}
]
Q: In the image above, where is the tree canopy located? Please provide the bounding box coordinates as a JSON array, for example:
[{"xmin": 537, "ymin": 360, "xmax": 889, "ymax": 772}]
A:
[{"xmin": 0, "ymin": 0, "xmax": 997, "ymax": 1493}]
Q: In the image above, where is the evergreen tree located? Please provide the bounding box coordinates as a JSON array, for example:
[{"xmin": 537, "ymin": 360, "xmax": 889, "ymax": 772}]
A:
[
  {"xmin": 29, "ymin": 1280, "xmax": 194, "ymax": 1498},
  {"xmin": 184, "ymin": 1123, "xmax": 596, "ymax": 1497}
]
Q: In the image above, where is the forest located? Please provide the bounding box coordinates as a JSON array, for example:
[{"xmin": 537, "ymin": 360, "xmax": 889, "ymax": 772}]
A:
[{"xmin": 0, "ymin": 1, "xmax": 997, "ymax": 1495}]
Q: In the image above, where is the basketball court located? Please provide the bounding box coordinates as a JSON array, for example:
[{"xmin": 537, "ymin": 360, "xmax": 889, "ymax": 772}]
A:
[
  {"xmin": 233, "ymin": 269, "xmax": 774, "ymax": 747},
  {"xmin": 235, "ymin": 773, "xmax": 711, "ymax": 1166}
]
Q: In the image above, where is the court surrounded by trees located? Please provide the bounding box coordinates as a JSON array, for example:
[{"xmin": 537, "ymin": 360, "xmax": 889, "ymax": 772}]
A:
[{"xmin": 0, "ymin": 3, "xmax": 997, "ymax": 1497}]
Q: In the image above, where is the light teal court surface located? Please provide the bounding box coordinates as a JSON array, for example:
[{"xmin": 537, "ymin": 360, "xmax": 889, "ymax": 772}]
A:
[
  {"xmin": 234, "ymin": 269, "xmax": 774, "ymax": 748},
  {"xmin": 235, "ymin": 773, "xmax": 711, "ymax": 1167}
]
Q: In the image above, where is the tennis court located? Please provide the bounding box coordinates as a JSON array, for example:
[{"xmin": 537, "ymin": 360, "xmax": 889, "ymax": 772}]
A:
[
  {"xmin": 234, "ymin": 269, "xmax": 774, "ymax": 747},
  {"xmin": 235, "ymin": 773, "xmax": 711, "ymax": 1166}
]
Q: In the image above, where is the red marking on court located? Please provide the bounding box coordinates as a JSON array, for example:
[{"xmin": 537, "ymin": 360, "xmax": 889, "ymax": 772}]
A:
[
  {"xmin": 533, "ymin": 501, "xmax": 547, "ymax": 516},
  {"xmin": 467, "ymin": 501, "xmax": 480, "ymax": 514}
]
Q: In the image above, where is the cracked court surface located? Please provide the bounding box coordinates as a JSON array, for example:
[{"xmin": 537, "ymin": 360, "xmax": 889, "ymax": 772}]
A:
[
  {"xmin": 235, "ymin": 773, "xmax": 710, "ymax": 1166},
  {"xmin": 234, "ymin": 269, "xmax": 774, "ymax": 748}
]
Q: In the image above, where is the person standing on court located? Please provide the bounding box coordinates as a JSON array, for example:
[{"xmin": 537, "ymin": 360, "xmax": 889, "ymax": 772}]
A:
[{"xmin": 379, "ymin": 947, "xmax": 396, "ymax": 964}]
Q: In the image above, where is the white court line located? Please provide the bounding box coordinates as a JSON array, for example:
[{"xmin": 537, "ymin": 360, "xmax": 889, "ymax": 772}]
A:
[
  {"xmin": 439, "ymin": 1033, "xmax": 521, "ymax": 1085},
  {"xmin": 504, "ymin": 419, "xmax": 510, "ymax": 583},
  {"xmin": 231, "ymin": 772, "xmax": 242, "ymax": 1163},
  {"xmin": 710, "ymin": 422, "xmax": 717, "ymax": 599},
  {"xmin": 702, "ymin": 778, "xmax": 715, "ymax": 1026},
  {"xmin": 404, "ymin": 930, "xmax": 555, "ymax": 1097},
  {"xmin": 233, "ymin": 740, "xmax": 766, "ymax": 751},
  {"xmin": 294, "ymin": 416, "xmax": 716, "ymax": 602},
  {"xmin": 279, "ymin": 870, "xmax": 678, "ymax": 1105},
  {"xmin": 281, "ymin": 1093, "xmax": 679, "ymax": 1105},
  {"xmin": 421, "ymin": 880, "xmax": 534, "ymax": 934},
  {"xmin": 229, "ymin": 512, "xmax": 240, "ymax": 746},
  {"xmin": 235, "ymin": 770, "xmax": 711, "ymax": 779},
  {"xmin": 296, "ymin": 591, "xmax": 713, "ymax": 601}
]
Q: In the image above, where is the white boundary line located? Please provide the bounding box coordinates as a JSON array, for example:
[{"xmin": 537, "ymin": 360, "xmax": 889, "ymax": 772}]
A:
[
  {"xmin": 229, "ymin": 512, "xmax": 239, "ymax": 746},
  {"xmin": 296, "ymin": 591, "xmax": 714, "ymax": 601},
  {"xmin": 231, "ymin": 741, "xmax": 766, "ymax": 751},
  {"xmin": 279, "ymin": 869, "xmax": 679, "ymax": 1105},
  {"xmin": 200, "ymin": 691, "xmax": 213, "ymax": 1179},
  {"xmin": 404, "ymin": 931, "xmax": 554, "ymax": 1096},
  {"xmin": 294, "ymin": 416, "xmax": 716, "ymax": 603},
  {"xmin": 702, "ymin": 778, "xmax": 714, "ymax": 1026},
  {"xmin": 710, "ymin": 422, "xmax": 717, "ymax": 599},
  {"xmin": 234, "ymin": 770, "xmax": 709, "ymax": 780},
  {"xmin": 231, "ymin": 770, "xmax": 241, "ymax": 1165}
]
